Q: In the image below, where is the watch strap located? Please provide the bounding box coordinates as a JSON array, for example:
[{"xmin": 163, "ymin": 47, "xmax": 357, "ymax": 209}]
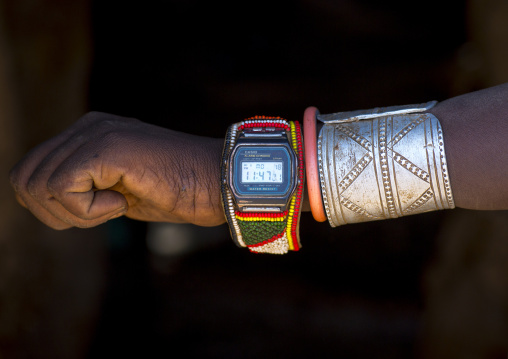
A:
[{"xmin": 221, "ymin": 116, "xmax": 305, "ymax": 254}]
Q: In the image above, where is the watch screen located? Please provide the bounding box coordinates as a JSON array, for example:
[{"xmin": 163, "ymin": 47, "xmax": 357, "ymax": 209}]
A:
[
  {"xmin": 241, "ymin": 162, "xmax": 283, "ymax": 183},
  {"xmin": 232, "ymin": 146, "xmax": 293, "ymax": 196}
]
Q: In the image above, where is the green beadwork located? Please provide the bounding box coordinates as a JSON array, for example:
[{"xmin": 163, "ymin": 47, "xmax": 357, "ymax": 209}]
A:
[{"xmin": 237, "ymin": 219, "xmax": 286, "ymax": 245}]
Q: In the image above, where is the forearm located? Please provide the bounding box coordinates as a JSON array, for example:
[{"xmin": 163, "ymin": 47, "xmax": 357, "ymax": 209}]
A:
[
  {"xmin": 428, "ymin": 83, "xmax": 508, "ymax": 210},
  {"xmin": 10, "ymin": 83, "xmax": 508, "ymax": 231}
]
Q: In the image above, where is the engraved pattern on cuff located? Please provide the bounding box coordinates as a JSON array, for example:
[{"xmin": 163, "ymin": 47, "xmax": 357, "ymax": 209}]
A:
[{"xmin": 318, "ymin": 109, "xmax": 454, "ymax": 227}]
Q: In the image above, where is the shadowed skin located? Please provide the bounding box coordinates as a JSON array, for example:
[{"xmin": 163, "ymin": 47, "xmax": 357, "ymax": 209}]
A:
[
  {"xmin": 9, "ymin": 112, "xmax": 225, "ymax": 229},
  {"xmin": 429, "ymin": 82, "xmax": 508, "ymax": 210},
  {"xmin": 9, "ymin": 83, "xmax": 508, "ymax": 229}
]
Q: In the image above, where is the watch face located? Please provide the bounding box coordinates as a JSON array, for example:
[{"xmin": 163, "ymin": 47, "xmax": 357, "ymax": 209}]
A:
[
  {"xmin": 241, "ymin": 161, "xmax": 283, "ymax": 183},
  {"xmin": 232, "ymin": 146, "xmax": 292, "ymax": 197}
]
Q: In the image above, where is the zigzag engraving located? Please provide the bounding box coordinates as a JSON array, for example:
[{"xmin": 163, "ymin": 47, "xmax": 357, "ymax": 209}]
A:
[
  {"xmin": 388, "ymin": 116, "xmax": 426, "ymax": 147},
  {"xmin": 404, "ymin": 189, "xmax": 433, "ymax": 214},
  {"xmin": 337, "ymin": 153, "xmax": 373, "ymax": 193},
  {"xmin": 336, "ymin": 124, "xmax": 372, "ymax": 152},
  {"xmin": 340, "ymin": 197, "xmax": 378, "ymax": 219},
  {"xmin": 391, "ymin": 150, "xmax": 430, "ymax": 182}
]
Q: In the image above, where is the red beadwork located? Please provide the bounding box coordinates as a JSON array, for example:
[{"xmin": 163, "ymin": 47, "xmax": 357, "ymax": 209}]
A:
[
  {"xmin": 235, "ymin": 210, "xmax": 288, "ymax": 219},
  {"xmin": 287, "ymin": 120, "xmax": 304, "ymax": 251}
]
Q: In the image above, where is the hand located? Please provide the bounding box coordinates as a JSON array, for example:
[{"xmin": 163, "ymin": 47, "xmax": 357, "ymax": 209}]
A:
[{"xmin": 9, "ymin": 112, "xmax": 225, "ymax": 229}]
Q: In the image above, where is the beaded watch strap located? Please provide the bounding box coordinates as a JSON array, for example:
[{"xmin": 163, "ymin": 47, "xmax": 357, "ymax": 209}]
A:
[{"xmin": 221, "ymin": 116, "xmax": 305, "ymax": 254}]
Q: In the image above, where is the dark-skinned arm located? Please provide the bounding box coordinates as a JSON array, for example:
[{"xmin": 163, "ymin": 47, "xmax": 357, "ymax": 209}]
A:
[
  {"xmin": 429, "ymin": 82, "xmax": 508, "ymax": 210},
  {"xmin": 9, "ymin": 112, "xmax": 225, "ymax": 229},
  {"xmin": 9, "ymin": 83, "xmax": 508, "ymax": 230}
]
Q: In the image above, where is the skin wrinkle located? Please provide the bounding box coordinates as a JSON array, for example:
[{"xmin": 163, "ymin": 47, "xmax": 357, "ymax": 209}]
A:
[
  {"xmin": 12, "ymin": 112, "xmax": 224, "ymax": 227},
  {"xmin": 85, "ymin": 193, "xmax": 94, "ymax": 217},
  {"xmin": 150, "ymin": 168, "xmax": 166, "ymax": 192},
  {"xmin": 173, "ymin": 138, "xmax": 219, "ymax": 224},
  {"xmin": 99, "ymin": 159, "xmax": 104, "ymax": 185},
  {"xmin": 202, "ymin": 156, "xmax": 221, "ymax": 215},
  {"xmin": 45, "ymin": 195, "xmax": 97, "ymax": 227},
  {"xmin": 150, "ymin": 149, "xmax": 178, "ymax": 208},
  {"xmin": 175, "ymin": 155, "xmax": 193, "ymax": 194},
  {"xmin": 202, "ymin": 140, "xmax": 223, "ymax": 221},
  {"xmin": 167, "ymin": 185, "xmax": 182, "ymax": 216},
  {"xmin": 190, "ymin": 151, "xmax": 208, "ymax": 221},
  {"xmin": 40, "ymin": 140, "xmax": 89, "ymax": 194},
  {"xmin": 134, "ymin": 124, "xmax": 221, "ymax": 222},
  {"xmin": 152, "ymin": 145, "xmax": 183, "ymax": 216},
  {"xmin": 137, "ymin": 166, "xmax": 147, "ymax": 183},
  {"xmin": 52, "ymin": 151, "xmax": 114, "ymax": 221}
]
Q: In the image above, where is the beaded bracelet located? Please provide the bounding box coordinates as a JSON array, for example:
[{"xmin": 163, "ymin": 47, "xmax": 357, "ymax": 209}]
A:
[{"xmin": 221, "ymin": 116, "xmax": 305, "ymax": 254}]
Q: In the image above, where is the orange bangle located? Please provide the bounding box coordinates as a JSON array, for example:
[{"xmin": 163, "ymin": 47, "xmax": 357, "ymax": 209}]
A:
[{"xmin": 303, "ymin": 106, "xmax": 327, "ymax": 222}]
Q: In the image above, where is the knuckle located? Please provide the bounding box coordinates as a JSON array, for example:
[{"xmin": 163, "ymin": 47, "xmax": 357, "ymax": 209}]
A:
[
  {"xmin": 46, "ymin": 173, "xmax": 65, "ymax": 196},
  {"xmin": 26, "ymin": 174, "xmax": 41, "ymax": 198},
  {"xmin": 100, "ymin": 128, "xmax": 122, "ymax": 144},
  {"xmin": 79, "ymin": 111, "xmax": 139, "ymax": 131},
  {"xmin": 78, "ymin": 111, "xmax": 106, "ymax": 125},
  {"xmin": 90, "ymin": 121, "xmax": 124, "ymax": 146}
]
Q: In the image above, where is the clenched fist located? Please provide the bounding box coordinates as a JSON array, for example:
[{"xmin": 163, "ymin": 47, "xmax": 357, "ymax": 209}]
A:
[{"xmin": 9, "ymin": 112, "xmax": 225, "ymax": 229}]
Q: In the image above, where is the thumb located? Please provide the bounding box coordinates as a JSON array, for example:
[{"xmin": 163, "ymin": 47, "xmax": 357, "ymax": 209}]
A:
[{"xmin": 55, "ymin": 189, "xmax": 128, "ymax": 222}]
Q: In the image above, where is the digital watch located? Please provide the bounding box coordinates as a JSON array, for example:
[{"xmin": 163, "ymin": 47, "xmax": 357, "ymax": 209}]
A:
[{"xmin": 221, "ymin": 116, "xmax": 304, "ymax": 254}]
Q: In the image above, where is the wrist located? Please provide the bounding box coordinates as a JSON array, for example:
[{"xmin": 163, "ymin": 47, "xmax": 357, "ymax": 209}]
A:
[
  {"xmin": 186, "ymin": 136, "xmax": 225, "ymax": 226},
  {"xmin": 146, "ymin": 128, "xmax": 225, "ymax": 226}
]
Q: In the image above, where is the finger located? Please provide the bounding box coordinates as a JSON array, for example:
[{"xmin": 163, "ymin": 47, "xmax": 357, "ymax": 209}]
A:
[
  {"xmin": 9, "ymin": 114, "xmax": 106, "ymax": 228},
  {"xmin": 46, "ymin": 146, "xmax": 129, "ymax": 222},
  {"xmin": 26, "ymin": 169, "xmax": 128, "ymax": 227},
  {"xmin": 9, "ymin": 113, "xmax": 100, "ymax": 187},
  {"xmin": 24, "ymin": 132, "xmax": 92, "ymax": 227},
  {"xmin": 24, "ymin": 193, "xmax": 124, "ymax": 229},
  {"xmin": 27, "ymin": 143, "xmax": 128, "ymax": 227},
  {"xmin": 51, "ymin": 189, "xmax": 129, "ymax": 221},
  {"xmin": 20, "ymin": 195, "xmax": 73, "ymax": 230},
  {"xmin": 14, "ymin": 186, "xmax": 71, "ymax": 229},
  {"xmin": 11, "ymin": 138, "xmax": 84, "ymax": 229},
  {"xmin": 14, "ymin": 193, "xmax": 27, "ymax": 208},
  {"xmin": 25, "ymin": 115, "xmax": 139, "ymax": 227}
]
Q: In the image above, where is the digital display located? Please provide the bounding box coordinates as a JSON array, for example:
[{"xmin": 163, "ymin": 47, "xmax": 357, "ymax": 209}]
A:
[
  {"xmin": 241, "ymin": 162, "xmax": 283, "ymax": 183},
  {"xmin": 232, "ymin": 145, "xmax": 293, "ymax": 197}
]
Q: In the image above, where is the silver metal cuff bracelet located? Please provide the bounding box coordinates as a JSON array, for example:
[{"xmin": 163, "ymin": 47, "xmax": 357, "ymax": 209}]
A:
[{"xmin": 317, "ymin": 101, "xmax": 455, "ymax": 227}]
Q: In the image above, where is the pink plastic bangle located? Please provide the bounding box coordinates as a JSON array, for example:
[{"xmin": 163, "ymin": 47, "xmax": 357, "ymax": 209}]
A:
[{"xmin": 303, "ymin": 106, "xmax": 327, "ymax": 222}]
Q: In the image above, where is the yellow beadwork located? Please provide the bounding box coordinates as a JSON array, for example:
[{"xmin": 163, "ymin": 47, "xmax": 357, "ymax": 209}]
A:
[
  {"xmin": 286, "ymin": 195, "xmax": 296, "ymax": 250},
  {"xmin": 290, "ymin": 122, "xmax": 297, "ymax": 150},
  {"xmin": 285, "ymin": 121, "xmax": 299, "ymax": 251}
]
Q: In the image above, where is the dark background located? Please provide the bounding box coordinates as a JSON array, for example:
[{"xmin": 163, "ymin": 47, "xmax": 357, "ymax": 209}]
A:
[
  {"xmin": 88, "ymin": 0, "xmax": 462, "ymax": 357},
  {"xmin": 1, "ymin": 0, "xmax": 508, "ymax": 358}
]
